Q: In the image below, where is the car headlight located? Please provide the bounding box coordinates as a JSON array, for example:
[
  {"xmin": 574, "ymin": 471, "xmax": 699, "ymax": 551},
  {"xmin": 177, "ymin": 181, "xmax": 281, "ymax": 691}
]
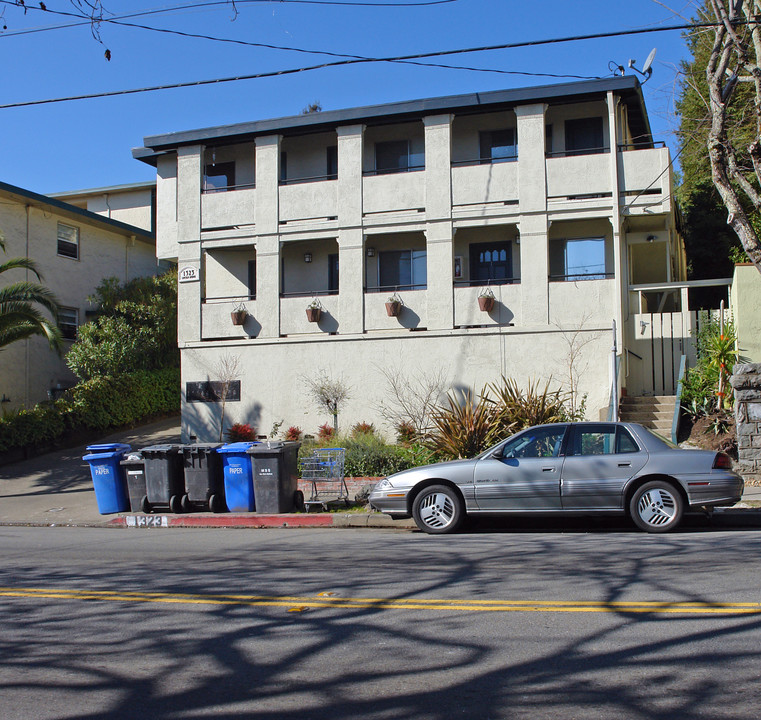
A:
[{"xmin": 375, "ymin": 478, "xmax": 393, "ymax": 490}]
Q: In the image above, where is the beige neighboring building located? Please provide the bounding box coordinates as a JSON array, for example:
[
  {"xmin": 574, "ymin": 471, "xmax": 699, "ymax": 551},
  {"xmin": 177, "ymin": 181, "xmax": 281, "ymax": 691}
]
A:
[
  {"xmin": 133, "ymin": 76, "xmax": 692, "ymax": 442},
  {"xmin": 0, "ymin": 180, "xmax": 158, "ymax": 408}
]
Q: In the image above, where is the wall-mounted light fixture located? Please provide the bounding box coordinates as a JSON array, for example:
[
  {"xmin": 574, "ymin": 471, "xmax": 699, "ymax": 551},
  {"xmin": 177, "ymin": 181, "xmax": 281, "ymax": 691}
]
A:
[
  {"xmin": 366, "ymin": 247, "xmax": 375, "ymax": 257},
  {"xmin": 1, "ymin": 394, "xmax": 10, "ymax": 403},
  {"xmin": 646, "ymin": 235, "xmax": 656, "ymax": 243},
  {"xmin": 304, "ymin": 253, "xmax": 312, "ymax": 263}
]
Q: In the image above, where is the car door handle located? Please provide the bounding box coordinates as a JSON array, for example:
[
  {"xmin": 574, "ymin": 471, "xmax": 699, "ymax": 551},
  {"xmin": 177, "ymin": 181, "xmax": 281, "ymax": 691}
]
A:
[
  {"xmin": 542, "ymin": 467, "xmax": 556, "ymax": 472},
  {"xmin": 618, "ymin": 462, "xmax": 631, "ymax": 467}
]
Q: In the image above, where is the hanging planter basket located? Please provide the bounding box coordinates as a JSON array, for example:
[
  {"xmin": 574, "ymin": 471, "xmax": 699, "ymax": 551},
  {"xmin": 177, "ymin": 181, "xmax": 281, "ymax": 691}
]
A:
[
  {"xmin": 478, "ymin": 296, "xmax": 495, "ymax": 312},
  {"xmin": 306, "ymin": 307, "xmax": 322, "ymax": 323},
  {"xmin": 231, "ymin": 306, "xmax": 248, "ymax": 325},
  {"xmin": 385, "ymin": 301, "xmax": 402, "ymax": 317}
]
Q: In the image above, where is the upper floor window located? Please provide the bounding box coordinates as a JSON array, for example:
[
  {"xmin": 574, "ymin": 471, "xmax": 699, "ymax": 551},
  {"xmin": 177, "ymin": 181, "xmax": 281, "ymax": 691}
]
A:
[
  {"xmin": 550, "ymin": 237, "xmax": 609, "ymax": 281},
  {"xmin": 328, "ymin": 253, "xmax": 339, "ymax": 293},
  {"xmin": 203, "ymin": 161, "xmax": 235, "ymax": 193},
  {"xmin": 58, "ymin": 307, "xmax": 79, "ymax": 340},
  {"xmin": 564, "ymin": 117, "xmax": 605, "ymax": 156},
  {"xmin": 327, "ymin": 145, "xmax": 338, "ymax": 180},
  {"xmin": 479, "ymin": 129, "xmax": 517, "ymax": 163},
  {"xmin": 57, "ymin": 222, "xmax": 79, "ymax": 259},
  {"xmin": 469, "ymin": 241, "xmax": 514, "ymax": 285},
  {"xmin": 280, "ymin": 151, "xmax": 288, "ymax": 184},
  {"xmin": 378, "ymin": 249, "xmax": 427, "ymax": 290}
]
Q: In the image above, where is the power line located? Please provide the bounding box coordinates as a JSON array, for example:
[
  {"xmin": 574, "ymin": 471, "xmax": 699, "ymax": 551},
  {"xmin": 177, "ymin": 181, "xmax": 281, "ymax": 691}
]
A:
[
  {"xmin": 0, "ymin": 0, "xmax": 459, "ymax": 37},
  {"xmin": 0, "ymin": 20, "xmax": 728, "ymax": 110}
]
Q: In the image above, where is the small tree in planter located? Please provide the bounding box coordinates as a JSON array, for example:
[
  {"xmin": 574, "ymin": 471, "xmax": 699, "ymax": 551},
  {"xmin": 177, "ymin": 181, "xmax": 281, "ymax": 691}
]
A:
[
  {"xmin": 306, "ymin": 298, "xmax": 322, "ymax": 323},
  {"xmin": 302, "ymin": 369, "xmax": 351, "ymax": 432},
  {"xmin": 385, "ymin": 293, "xmax": 403, "ymax": 317},
  {"xmin": 478, "ymin": 287, "xmax": 495, "ymax": 312}
]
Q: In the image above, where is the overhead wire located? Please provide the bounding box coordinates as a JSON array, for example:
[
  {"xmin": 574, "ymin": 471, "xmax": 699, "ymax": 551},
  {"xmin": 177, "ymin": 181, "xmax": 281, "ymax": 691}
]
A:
[{"xmin": 0, "ymin": 19, "xmax": 743, "ymax": 110}]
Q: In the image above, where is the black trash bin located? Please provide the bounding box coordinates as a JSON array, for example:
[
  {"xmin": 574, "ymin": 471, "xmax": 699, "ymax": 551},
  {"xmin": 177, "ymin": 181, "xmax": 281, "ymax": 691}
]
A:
[
  {"xmin": 182, "ymin": 443, "xmax": 225, "ymax": 513},
  {"xmin": 247, "ymin": 441, "xmax": 302, "ymax": 513},
  {"xmin": 141, "ymin": 444, "xmax": 185, "ymax": 513},
  {"xmin": 120, "ymin": 453, "xmax": 147, "ymax": 512}
]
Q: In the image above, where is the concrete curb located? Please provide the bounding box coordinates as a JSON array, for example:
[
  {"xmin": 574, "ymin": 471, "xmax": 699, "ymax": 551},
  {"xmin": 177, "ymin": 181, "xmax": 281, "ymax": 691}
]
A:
[{"xmin": 96, "ymin": 512, "xmax": 417, "ymax": 530}]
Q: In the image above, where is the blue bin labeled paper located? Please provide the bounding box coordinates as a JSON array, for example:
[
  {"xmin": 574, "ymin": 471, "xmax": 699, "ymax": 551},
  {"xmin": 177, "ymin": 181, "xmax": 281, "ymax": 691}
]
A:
[
  {"xmin": 217, "ymin": 442, "xmax": 259, "ymax": 512},
  {"xmin": 83, "ymin": 442, "xmax": 131, "ymax": 514}
]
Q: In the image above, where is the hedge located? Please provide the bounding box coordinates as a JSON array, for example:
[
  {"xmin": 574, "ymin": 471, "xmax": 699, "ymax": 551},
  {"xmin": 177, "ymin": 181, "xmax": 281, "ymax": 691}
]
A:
[{"xmin": 0, "ymin": 367, "xmax": 180, "ymax": 453}]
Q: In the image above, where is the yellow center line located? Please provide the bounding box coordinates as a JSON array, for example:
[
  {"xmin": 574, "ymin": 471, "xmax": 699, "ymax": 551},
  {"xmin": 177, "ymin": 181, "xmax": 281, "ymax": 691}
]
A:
[{"xmin": 0, "ymin": 586, "xmax": 759, "ymax": 615}]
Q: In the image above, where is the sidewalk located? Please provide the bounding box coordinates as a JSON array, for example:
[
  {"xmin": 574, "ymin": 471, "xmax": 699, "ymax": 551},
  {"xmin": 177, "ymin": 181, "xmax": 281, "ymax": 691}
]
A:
[
  {"xmin": 0, "ymin": 416, "xmax": 412, "ymax": 529},
  {"xmin": 0, "ymin": 416, "xmax": 758, "ymax": 529}
]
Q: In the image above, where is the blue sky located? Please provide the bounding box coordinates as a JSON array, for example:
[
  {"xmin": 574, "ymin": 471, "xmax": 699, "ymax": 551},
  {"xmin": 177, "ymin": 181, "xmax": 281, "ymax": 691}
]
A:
[{"xmin": 0, "ymin": 0, "xmax": 694, "ymax": 194}]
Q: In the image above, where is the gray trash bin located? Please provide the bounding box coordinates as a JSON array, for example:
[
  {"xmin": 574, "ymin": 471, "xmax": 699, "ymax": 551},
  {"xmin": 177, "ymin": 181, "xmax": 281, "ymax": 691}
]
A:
[
  {"xmin": 141, "ymin": 444, "xmax": 185, "ymax": 513},
  {"xmin": 247, "ymin": 441, "xmax": 303, "ymax": 513},
  {"xmin": 182, "ymin": 443, "xmax": 225, "ymax": 513},
  {"xmin": 120, "ymin": 453, "xmax": 147, "ymax": 512}
]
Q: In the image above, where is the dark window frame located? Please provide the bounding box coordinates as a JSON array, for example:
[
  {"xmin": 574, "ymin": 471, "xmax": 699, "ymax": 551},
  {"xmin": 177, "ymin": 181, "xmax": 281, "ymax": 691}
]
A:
[
  {"xmin": 203, "ymin": 161, "xmax": 236, "ymax": 193},
  {"xmin": 57, "ymin": 222, "xmax": 79, "ymax": 260},
  {"xmin": 468, "ymin": 240, "xmax": 514, "ymax": 286},
  {"xmin": 479, "ymin": 128, "xmax": 517, "ymax": 164}
]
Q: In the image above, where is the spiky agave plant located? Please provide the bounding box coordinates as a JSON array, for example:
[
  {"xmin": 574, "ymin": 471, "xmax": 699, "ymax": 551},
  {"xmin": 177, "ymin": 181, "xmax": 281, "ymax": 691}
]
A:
[
  {"xmin": 426, "ymin": 390, "xmax": 500, "ymax": 460},
  {"xmin": 485, "ymin": 377, "xmax": 572, "ymax": 436}
]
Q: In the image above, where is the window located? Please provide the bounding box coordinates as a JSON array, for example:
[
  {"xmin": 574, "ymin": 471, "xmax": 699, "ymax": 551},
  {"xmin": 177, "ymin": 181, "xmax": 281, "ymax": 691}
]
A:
[
  {"xmin": 280, "ymin": 151, "xmax": 288, "ymax": 184},
  {"xmin": 469, "ymin": 241, "xmax": 513, "ymax": 285},
  {"xmin": 479, "ymin": 129, "xmax": 516, "ymax": 163},
  {"xmin": 247, "ymin": 259, "xmax": 256, "ymax": 299},
  {"xmin": 58, "ymin": 307, "xmax": 78, "ymax": 340},
  {"xmin": 203, "ymin": 161, "xmax": 235, "ymax": 192},
  {"xmin": 565, "ymin": 117, "xmax": 604, "ymax": 156},
  {"xmin": 568, "ymin": 424, "xmax": 639, "ymax": 456},
  {"xmin": 551, "ymin": 237, "xmax": 608, "ymax": 281},
  {"xmin": 328, "ymin": 253, "xmax": 339, "ymax": 293},
  {"xmin": 326, "ymin": 145, "xmax": 338, "ymax": 180},
  {"xmin": 57, "ymin": 223, "xmax": 79, "ymax": 259},
  {"xmin": 378, "ymin": 249, "xmax": 427, "ymax": 290},
  {"xmin": 375, "ymin": 140, "xmax": 409, "ymax": 174},
  {"xmin": 501, "ymin": 426, "xmax": 567, "ymax": 459}
]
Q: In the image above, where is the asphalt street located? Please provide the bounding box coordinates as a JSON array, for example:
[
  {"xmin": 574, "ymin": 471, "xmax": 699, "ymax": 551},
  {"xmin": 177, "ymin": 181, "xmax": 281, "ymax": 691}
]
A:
[{"xmin": 2, "ymin": 525, "xmax": 761, "ymax": 719}]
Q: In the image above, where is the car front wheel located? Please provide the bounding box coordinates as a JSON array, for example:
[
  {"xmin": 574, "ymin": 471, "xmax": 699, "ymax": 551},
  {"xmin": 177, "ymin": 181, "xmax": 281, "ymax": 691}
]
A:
[
  {"xmin": 629, "ymin": 481, "xmax": 683, "ymax": 533},
  {"xmin": 412, "ymin": 484, "xmax": 464, "ymax": 535}
]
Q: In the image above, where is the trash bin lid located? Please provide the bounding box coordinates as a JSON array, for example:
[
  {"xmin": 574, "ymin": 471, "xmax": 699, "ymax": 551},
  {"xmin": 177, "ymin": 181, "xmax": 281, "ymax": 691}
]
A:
[
  {"xmin": 218, "ymin": 441, "xmax": 259, "ymax": 454},
  {"xmin": 86, "ymin": 442, "xmax": 131, "ymax": 453},
  {"xmin": 83, "ymin": 449, "xmax": 128, "ymax": 462},
  {"xmin": 183, "ymin": 443, "xmax": 223, "ymax": 453},
  {"xmin": 141, "ymin": 444, "xmax": 183, "ymax": 455}
]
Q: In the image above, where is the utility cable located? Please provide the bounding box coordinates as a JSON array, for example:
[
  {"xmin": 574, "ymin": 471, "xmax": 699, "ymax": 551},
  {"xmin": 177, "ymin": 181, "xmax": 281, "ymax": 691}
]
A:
[{"xmin": 0, "ymin": 20, "xmax": 737, "ymax": 110}]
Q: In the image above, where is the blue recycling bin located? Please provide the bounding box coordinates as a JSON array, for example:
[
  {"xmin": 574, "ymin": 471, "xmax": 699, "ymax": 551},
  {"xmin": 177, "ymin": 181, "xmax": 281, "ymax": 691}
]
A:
[
  {"xmin": 83, "ymin": 442, "xmax": 132, "ymax": 514},
  {"xmin": 217, "ymin": 442, "xmax": 259, "ymax": 512}
]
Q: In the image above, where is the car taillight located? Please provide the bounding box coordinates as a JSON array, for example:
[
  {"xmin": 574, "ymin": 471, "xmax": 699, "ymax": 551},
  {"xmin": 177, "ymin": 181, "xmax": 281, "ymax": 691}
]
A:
[{"xmin": 713, "ymin": 453, "xmax": 733, "ymax": 470}]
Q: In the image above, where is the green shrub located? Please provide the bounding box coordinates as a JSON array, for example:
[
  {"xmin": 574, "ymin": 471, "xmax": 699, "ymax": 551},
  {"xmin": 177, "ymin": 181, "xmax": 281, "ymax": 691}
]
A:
[
  {"xmin": 297, "ymin": 432, "xmax": 426, "ymax": 478},
  {"xmin": 0, "ymin": 367, "xmax": 180, "ymax": 453}
]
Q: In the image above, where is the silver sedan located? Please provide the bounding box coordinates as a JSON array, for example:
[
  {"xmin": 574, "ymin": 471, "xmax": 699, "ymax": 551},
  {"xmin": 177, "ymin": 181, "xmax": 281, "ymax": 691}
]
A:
[{"xmin": 369, "ymin": 422, "xmax": 744, "ymax": 534}]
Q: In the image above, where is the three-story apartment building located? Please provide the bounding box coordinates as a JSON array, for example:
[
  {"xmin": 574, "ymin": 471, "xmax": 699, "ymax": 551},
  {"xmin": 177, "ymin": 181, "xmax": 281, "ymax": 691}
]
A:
[{"xmin": 134, "ymin": 76, "xmax": 684, "ymax": 440}]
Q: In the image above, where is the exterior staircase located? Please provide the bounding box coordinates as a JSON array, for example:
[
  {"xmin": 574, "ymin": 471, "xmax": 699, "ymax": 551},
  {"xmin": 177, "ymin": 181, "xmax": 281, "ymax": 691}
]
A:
[{"xmin": 618, "ymin": 395, "xmax": 677, "ymax": 436}]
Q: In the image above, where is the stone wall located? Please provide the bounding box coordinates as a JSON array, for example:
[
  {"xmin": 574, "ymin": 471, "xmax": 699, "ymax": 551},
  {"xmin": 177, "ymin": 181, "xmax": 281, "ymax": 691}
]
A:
[{"xmin": 732, "ymin": 364, "xmax": 761, "ymax": 485}]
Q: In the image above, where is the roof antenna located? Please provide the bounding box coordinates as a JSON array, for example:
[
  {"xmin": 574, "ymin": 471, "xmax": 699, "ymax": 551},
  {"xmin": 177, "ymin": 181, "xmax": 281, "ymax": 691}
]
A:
[{"xmin": 627, "ymin": 48, "xmax": 657, "ymax": 82}]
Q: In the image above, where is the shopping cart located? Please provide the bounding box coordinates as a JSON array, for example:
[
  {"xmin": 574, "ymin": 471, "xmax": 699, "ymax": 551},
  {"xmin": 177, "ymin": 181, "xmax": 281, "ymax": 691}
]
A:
[{"xmin": 300, "ymin": 447, "xmax": 349, "ymax": 511}]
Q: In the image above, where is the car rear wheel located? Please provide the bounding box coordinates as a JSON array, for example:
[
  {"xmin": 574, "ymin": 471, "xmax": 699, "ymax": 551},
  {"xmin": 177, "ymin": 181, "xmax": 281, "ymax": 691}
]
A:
[
  {"xmin": 630, "ymin": 481, "xmax": 683, "ymax": 533},
  {"xmin": 412, "ymin": 484, "xmax": 464, "ymax": 535}
]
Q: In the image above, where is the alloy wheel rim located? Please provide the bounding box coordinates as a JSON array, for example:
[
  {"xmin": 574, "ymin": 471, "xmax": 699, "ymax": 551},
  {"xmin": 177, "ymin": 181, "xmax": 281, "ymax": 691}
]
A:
[
  {"xmin": 419, "ymin": 492, "xmax": 456, "ymax": 530},
  {"xmin": 637, "ymin": 488, "xmax": 677, "ymax": 527}
]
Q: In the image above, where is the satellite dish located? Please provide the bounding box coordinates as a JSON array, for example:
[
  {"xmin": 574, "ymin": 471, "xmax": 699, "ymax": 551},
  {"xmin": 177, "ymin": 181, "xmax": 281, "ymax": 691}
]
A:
[{"xmin": 641, "ymin": 48, "xmax": 657, "ymax": 76}]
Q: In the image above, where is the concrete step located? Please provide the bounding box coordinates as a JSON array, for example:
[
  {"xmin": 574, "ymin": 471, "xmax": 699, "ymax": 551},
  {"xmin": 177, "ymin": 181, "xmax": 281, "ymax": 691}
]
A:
[{"xmin": 619, "ymin": 411, "xmax": 674, "ymax": 422}]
